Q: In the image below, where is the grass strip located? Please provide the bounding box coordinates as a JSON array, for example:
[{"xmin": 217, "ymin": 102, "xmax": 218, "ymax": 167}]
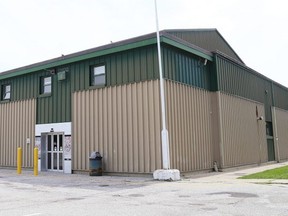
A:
[{"xmin": 239, "ymin": 166, "xmax": 288, "ymax": 179}]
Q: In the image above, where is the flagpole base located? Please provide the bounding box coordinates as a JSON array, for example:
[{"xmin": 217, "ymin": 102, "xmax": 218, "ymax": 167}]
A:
[{"xmin": 153, "ymin": 169, "xmax": 180, "ymax": 181}]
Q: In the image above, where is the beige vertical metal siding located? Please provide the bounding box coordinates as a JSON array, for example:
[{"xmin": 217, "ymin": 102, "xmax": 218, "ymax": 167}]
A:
[
  {"xmin": 0, "ymin": 99, "xmax": 36, "ymax": 168},
  {"xmin": 218, "ymin": 93, "xmax": 267, "ymax": 168},
  {"xmin": 72, "ymin": 80, "xmax": 162, "ymax": 173},
  {"xmin": 211, "ymin": 92, "xmax": 224, "ymax": 168},
  {"xmin": 72, "ymin": 80, "xmax": 269, "ymax": 173},
  {"xmin": 274, "ymin": 107, "xmax": 288, "ymax": 161},
  {"xmin": 165, "ymin": 80, "xmax": 214, "ymax": 172}
]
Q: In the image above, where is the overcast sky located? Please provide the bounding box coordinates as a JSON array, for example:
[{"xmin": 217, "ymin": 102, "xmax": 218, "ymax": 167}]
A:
[{"xmin": 1, "ymin": 0, "xmax": 287, "ymax": 86}]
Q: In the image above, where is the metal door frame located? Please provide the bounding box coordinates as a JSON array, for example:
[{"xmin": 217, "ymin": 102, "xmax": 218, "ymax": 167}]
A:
[{"xmin": 41, "ymin": 132, "xmax": 64, "ymax": 172}]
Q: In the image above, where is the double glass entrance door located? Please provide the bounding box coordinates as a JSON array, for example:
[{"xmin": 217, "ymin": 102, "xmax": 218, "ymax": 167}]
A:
[{"xmin": 47, "ymin": 133, "xmax": 64, "ymax": 171}]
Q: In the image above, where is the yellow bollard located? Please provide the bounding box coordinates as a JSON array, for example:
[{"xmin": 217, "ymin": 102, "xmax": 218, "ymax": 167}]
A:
[
  {"xmin": 34, "ymin": 148, "xmax": 38, "ymax": 176},
  {"xmin": 17, "ymin": 147, "xmax": 22, "ymax": 174}
]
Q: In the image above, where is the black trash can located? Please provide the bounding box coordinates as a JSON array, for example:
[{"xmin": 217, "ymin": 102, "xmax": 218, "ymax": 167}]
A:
[{"xmin": 89, "ymin": 152, "xmax": 103, "ymax": 176}]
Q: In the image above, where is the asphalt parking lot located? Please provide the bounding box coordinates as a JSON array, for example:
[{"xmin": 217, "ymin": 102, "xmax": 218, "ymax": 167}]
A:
[{"xmin": 1, "ymin": 162, "xmax": 288, "ymax": 216}]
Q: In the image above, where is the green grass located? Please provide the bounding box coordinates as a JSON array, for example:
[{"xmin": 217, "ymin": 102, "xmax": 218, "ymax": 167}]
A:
[{"xmin": 239, "ymin": 165, "xmax": 288, "ymax": 179}]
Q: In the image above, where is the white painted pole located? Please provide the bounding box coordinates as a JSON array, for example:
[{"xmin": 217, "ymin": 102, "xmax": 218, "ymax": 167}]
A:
[{"xmin": 154, "ymin": 0, "xmax": 170, "ymax": 169}]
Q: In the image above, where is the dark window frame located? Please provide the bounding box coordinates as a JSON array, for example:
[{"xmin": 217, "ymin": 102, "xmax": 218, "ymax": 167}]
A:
[
  {"xmin": 90, "ymin": 64, "xmax": 106, "ymax": 87},
  {"xmin": 40, "ymin": 76, "xmax": 52, "ymax": 95},
  {"xmin": 1, "ymin": 84, "xmax": 11, "ymax": 101}
]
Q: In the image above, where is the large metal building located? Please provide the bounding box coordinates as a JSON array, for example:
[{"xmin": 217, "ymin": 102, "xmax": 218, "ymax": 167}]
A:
[{"xmin": 1, "ymin": 29, "xmax": 288, "ymax": 174}]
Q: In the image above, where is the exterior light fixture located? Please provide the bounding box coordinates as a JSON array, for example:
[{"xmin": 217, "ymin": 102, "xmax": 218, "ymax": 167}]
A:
[{"xmin": 204, "ymin": 59, "xmax": 207, "ymax": 66}]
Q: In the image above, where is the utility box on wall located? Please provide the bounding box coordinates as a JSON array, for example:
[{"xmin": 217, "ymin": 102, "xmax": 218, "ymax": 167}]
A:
[{"xmin": 57, "ymin": 71, "xmax": 66, "ymax": 81}]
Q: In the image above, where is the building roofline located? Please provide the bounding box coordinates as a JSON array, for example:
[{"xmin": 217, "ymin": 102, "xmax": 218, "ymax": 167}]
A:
[
  {"xmin": 214, "ymin": 51, "xmax": 288, "ymax": 91},
  {"xmin": 161, "ymin": 31, "xmax": 213, "ymax": 60},
  {"xmin": 0, "ymin": 31, "xmax": 213, "ymax": 80},
  {"xmin": 164, "ymin": 28, "xmax": 218, "ymax": 32},
  {"xmin": 164, "ymin": 28, "xmax": 245, "ymax": 64},
  {"xmin": 213, "ymin": 29, "xmax": 245, "ymax": 64}
]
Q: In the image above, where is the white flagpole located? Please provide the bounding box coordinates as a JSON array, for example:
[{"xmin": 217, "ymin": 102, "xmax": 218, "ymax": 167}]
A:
[{"xmin": 154, "ymin": 0, "xmax": 170, "ymax": 170}]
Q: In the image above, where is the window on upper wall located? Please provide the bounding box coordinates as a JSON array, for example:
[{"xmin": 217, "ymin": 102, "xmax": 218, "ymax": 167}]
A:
[
  {"xmin": 90, "ymin": 65, "xmax": 105, "ymax": 86},
  {"xmin": 1, "ymin": 84, "xmax": 11, "ymax": 100},
  {"xmin": 40, "ymin": 76, "xmax": 52, "ymax": 94}
]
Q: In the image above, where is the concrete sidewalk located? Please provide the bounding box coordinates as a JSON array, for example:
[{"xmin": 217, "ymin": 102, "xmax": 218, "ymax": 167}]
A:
[
  {"xmin": 185, "ymin": 161, "xmax": 288, "ymax": 183},
  {"xmin": 0, "ymin": 162, "xmax": 288, "ymax": 189},
  {"xmin": 1, "ymin": 161, "xmax": 288, "ymax": 186},
  {"xmin": 1, "ymin": 162, "xmax": 288, "ymax": 216}
]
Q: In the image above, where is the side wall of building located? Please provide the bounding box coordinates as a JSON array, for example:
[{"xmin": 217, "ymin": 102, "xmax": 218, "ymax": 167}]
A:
[
  {"xmin": 215, "ymin": 55, "xmax": 273, "ymax": 121},
  {"xmin": 165, "ymin": 80, "xmax": 214, "ymax": 172},
  {"xmin": 72, "ymin": 79, "xmax": 272, "ymax": 173},
  {"xmin": 216, "ymin": 93, "xmax": 267, "ymax": 168},
  {"xmin": 0, "ymin": 99, "xmax": 36, "ymax": 167}
]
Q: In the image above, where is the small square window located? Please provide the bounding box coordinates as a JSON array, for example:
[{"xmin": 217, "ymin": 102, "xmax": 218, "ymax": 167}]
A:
[
  {"xmin": 2, "ymin": 84, "xmax": 11, "ymax": 100},
  {"xmin": 41, "ymin": 76, "xmax": 52, "ymax": 94},
  {"xmin": 91, "ymin": 65, "xmax": 105, "ymax": 86}
]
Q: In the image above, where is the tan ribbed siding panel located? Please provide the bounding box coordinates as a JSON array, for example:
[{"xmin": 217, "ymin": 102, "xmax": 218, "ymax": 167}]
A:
[
  {"xmin": 274, "ymin": 108, "xmax": 288, "ymax": 161},
  {"xmin": 219, "ymin": 93, "xmax": 267, "ymax": 167},
  {"xmin": 0, "ymin": 99, "xmax": 36, "ymax": 168},
  {"xmin": 165, "ymin": 80, "xmax": 213, "ymax": 172},
  {"xmin": 72, "ymin": 80, "xmax": 162, "ymax": 173}
]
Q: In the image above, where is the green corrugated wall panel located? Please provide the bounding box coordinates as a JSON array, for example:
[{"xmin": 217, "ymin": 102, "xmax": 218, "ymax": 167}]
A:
[
  {"xmin": 36, "ymin": 68, "xmax": 71, "ymax": 124},
  {"xmin": 38, "ymin": 68, "xmax": 70, "ymax": 124},
  {"xmin": 121, "ymin": 52, "xmax": 128, "ymax": 84},
  {"xmin": 84, "ymin": 61, "xmax": 90, "ymax": 88},
  {"xmin": 134, "ymin": 50, "xmax": 141, "ymax": 82},
  {"xmin": 264, "ymin": 81, "xmax": 273, "ymax": 121},
  {"xmin": 118, "ymin": 53, "xmax": 123, "ymax": 83},
  {"xmin": 70, "ymin": 45, "xmax": 160, "ymax": 92},
  {"xmin": 140, "ymin": 49, "xmax": 147, "ymax": 81},
  {"xmin": 127, "ymin": 51, "xmax": 135, "ymax": 82},
  {"xmin": 0, "ymin": 67, "xmax": 72, "ymax": 124},
  {"xmin": 79, "ymin": 62, "xmax": 86, "ymax": 90},
  {"xmin": 216, "ymin": 55, "xmax": 273, "ymax": 121},
  {"xmin": 146, "ymin": 47, "xmax": 155, "ymax": 80},
  {"xmin": 110, "ymin": 54, "xmax": 117, "ymax": 85},
  {"xmin": 210, "ymin": 55, "xmax": 218, "ymax": 91},
  {"xmin": 0, "ymin": 71, "xmax": 48, "ymax": 101},
  {"xmin": 273, "ymin": 84, "xmax": 288, "ymax": 110},
  {"xmin": 37, "ymin": 96, "xmax": 51, "ymax": 123},
  {"xmin": 162, "ymin": 45, "xmax": 211, "ymax": 90}
]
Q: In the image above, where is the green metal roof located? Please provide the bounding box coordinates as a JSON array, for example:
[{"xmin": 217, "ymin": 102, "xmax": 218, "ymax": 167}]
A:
[{"xmin": 0, "ymin": 31, "xmax": 213, "ymax": 80}]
